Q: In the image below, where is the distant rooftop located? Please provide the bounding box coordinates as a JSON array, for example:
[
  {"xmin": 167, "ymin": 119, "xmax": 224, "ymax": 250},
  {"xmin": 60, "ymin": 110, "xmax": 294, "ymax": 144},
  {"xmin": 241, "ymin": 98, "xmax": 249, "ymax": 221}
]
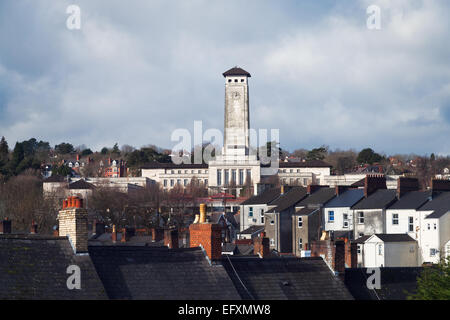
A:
[{"xmin": 222, "ymin": 67, "xmax": 251, "ymax": 77}]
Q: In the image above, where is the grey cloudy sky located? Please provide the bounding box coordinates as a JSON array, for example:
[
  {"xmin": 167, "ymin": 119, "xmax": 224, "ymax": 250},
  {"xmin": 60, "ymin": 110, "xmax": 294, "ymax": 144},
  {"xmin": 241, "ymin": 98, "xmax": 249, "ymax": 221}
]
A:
[{"xmin": 0, "ymin": 0, "xmax": 449, "ymax": 155}]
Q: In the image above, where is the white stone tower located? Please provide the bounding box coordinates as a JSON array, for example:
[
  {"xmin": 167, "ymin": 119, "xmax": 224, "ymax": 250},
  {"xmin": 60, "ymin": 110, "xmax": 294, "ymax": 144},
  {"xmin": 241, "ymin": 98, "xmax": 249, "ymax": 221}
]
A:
[{"xmin": 222, "ymin": 67, "xmax": 251, "ymax": 160}]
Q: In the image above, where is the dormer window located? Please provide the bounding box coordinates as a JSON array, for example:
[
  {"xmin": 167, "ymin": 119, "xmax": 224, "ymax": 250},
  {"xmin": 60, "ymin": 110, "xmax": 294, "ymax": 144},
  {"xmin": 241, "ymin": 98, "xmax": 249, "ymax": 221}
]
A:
[
  {"xmin": 234, "ymin": 79, "xmax": 238, "ymax": 82},
  {"xmin": 241, "ymin": 79, "xmax": 244, "ymax": 82},
  {"xmin": 228, "ymin": 79, "xmax": 232, "ymax": 83}
]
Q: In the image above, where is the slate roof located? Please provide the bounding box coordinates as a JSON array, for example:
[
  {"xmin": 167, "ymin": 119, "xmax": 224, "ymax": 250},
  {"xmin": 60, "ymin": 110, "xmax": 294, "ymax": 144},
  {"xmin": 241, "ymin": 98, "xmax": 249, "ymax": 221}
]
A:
[
  {"xmin": 418, "ymin": 191, "xmax": 450, "ymax": 219},
  {"xmin": 0, "ymin": 235, "xmax": 107, "ymax": 300},
  {"xmin": 239, "ymin": 225, "xmax": 265, "ymax": 235},
  {"xmin": 344, "ymin": 267, "xmax": 423, "ymax": 300},
  {"xmin": 140, "ymin": 161, "xmax": 208, "ymax": 169},
  {"xmin": 69, "ymin": 179, "xmax": 95, "ymax": 190},
  {"xmin": 241, "ymin": 187, "xmax": 281, "ymax": 205},
  {"xmin": 88, "ymin": 246, "xmax": 240, "ymax": 300},
  {"xmin": 296, "ymin": 188, "xmax": 336, "ymax": 208},
  {"xmin": 222, "ymin": 243, "xmax": 254, "ymax": 256},
  {"xmin": 324, "ymin": 189, "xmax": 364, "ymax": 208},
  {"xmin": 373, "ymin": 234, "xmax": 416, "ymax": 242},
  {"xmin": 223, "ymin": 67, "xmax": 251, "ymax": 77},
  {"xmin": 352, "ymin": 189, "xmax": 397, "ymax": 210},
  {"xmin": 353, "ymin": 235, "xmax": 371, "ymax": 244},
  {"xmin": 267, "ymin": 187, "xmax": 308, "ymax": 213},
  {"xmin": 221, "ymin": 256, "xmax": 353, "ymax": 300},
  {"xmin": 294, "ymin": 208, "xmax": 318, "ymax": 216},
  {"xmin": 388, "ymin": 191, "xmax": 431, "ymax": 210}
]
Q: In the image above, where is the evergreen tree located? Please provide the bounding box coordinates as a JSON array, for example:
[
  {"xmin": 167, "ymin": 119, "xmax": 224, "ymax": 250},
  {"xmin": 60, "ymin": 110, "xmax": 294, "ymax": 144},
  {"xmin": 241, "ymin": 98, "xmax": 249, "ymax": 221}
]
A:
[
  {"xmin": 408, "ymin": 258, "xmax": 450, "ymax": 300},
  {"xmin": 0, "ymin": 136, "xmax": 8, "ymax": 158}
]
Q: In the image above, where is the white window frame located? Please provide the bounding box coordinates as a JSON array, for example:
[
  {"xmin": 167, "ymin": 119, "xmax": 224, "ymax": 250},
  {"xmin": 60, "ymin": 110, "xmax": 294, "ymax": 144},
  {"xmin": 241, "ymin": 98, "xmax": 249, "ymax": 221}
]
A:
[
  {"xmin": 392, "ymin": 213, "xmax": 399, "ymax": 225},
  {"xmin": 358, "ymin": 212, "xmax": 364, "ymax": 224},
  {"xmin": 298, "ymin": 216, "xmax": 303, "ymax": 228}
]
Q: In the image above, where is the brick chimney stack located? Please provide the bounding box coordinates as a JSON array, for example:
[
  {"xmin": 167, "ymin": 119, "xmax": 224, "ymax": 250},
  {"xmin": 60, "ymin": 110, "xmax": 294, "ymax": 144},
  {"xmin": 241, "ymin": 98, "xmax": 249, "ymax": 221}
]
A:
[
  {"xmin": 253, "ymin": 232, "xmax": 270, "ymax": 258},
  {"xmin": 151, "ymin": 227, "xmax": 164, "ymax": 242},
  {"xmin": 30, "ymin": 221, "xmax": 38, "ymax": 234},
  {"xmin": 58, "ymin": 196, "xmax": 88, "ymax": 254},
  {"xmin": 335, "ymin": 185, "xmax": 350, "ymax": 196},
  {"xmin": 189, "ymin": 203, "xmax": 222, "ymax": 260},
  {"xmin": 397, "ymin": 177, "xmax": 419, "ymax": 198},
  {"xmin": 431, "ymin": 179, "xmax": 450, "ymax": 193},
  {"xmin": 121, "ymin": 228, "xmax": 128, "ymax": 242},
  {"xmin": 307, "ymin": 184, "xmax": 322, "ymax": 194},
  {"xmin": 164, "ymin": 228, "xmax": 179, "ymax": 249},
  {"xmin": 0, "ymin": 218, "xmax": 11, "ymax": 234},
  {"xmin": 364, "ymin": 174, "xmax": 386, "ymax": 198}
]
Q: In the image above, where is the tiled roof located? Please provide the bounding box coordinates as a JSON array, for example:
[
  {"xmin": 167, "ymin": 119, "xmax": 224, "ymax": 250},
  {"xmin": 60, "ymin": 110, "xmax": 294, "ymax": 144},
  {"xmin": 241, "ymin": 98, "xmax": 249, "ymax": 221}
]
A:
[
  {"xmin": 69, "ymin": 179, "xmax": 95, "ymax": 190},
  {"xmin": 241, "ymin": 187, "xmax": 281, "ymax": 205},
  {"xmin": 388, "ymin": 191, "xmax": 431, "ymax": 210},
  {"xmin": 324, "ymin": 189, "xmax": 364, "ymax": 208},
  {"xmin": 297, "ymin": 188, "xmax": 336, "ymax": 208},
  {"xmin": 88, "ymin": 246, "xmax": 240, "ymax": 300},
  {"xmin": 223, "ymin": 67, "xmax": 251, "ymax": 77},
  {"xmin": 267, "ymin": 187, "xmax": 308, "ymax": 213},
  {"xmin": 0, "ymin": 235, "xmax": 106, "ymax": 299},
  {"xmin": 352, "ymin": 189, "xmax": 397, "ymax": 210},
  {"xmin": 221, "ymin": 257, "xmax": 353, "ymax": 300}
]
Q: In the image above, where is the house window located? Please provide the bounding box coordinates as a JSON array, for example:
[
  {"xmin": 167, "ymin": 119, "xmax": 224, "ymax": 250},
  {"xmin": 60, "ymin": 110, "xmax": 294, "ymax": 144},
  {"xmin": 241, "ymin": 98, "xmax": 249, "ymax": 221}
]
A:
[
  {"xmin": 434, "ymin": 223, "xmax": 437, "ymax": 230},
  {"xmin": 177, "ymin": 179, "xmax": 181, "ymax": 185},
  {"xmin": 217, "ymin": 170, "xmax": 222, "ymax": 186},
  {"xmin": 392, "ymin": 214, "xmax": 399, "ymax": 225},
  {"xmin": 249, "ymin": 207, "xmax": 253, "ymax": 217},
  {"xmin": 231, "ymin": 169, "xmax": 237, "ymax": 184},
  {"xmin": 358, "ymin": 212, "xmax": 364, "ymax": 224},
  {"xmin": 260, "ymin": 210, "xmax": 264, "ymax": 224},
  {"xmin": 270, "ymin": 220, "xmax": 275, "ymax": 225},
  {"xmin": 303, "ymin": 178, "xmax": 308, "ymax": 186},
  {"xmin": 378, "ymin": 244, "xmax": 383, "ymax": 255},
  {"xmin": 178, "ymin": 170, "xmax": 181, "ymax": 174},
  {"xmin": 184, "ymin": 179, "xmax": 188, "ymax": 186},
  {"xmin": 224, "ymin": 170, "xmax": 229, "ymax": 185},
  {"xmin": 270, "ymin": 239, "xmax": 275, "ymax": 246},
  {"xmin": 298, "ymin": 238, "xmax": 303, "ymax": 250},
  {"xmin": 246, "ymin": 169, "xmax": 251, "ymax": 182},
  {"xmin": 430, "ymin": 248, "xmax": 436, "ymax": 256},
  {"xmin": 410, "ymin": 246, "xmax": 415, "ymax": 253},
  {"xmin": 427, "ymin": 224, "xmax": 430, "ymax": 230},
  {"xmin": 204, "ymin": 179, "xmax": 208, "ymax": 186},
  {"xmin": 170, "ymin": 179, "xmax": 174, "ymax": 187},
  {"xmin": 357, "ymin": 245, "xmax": 361, "ymax": 254},
  {"xmin": 328, "ymin": 211, "xmax": 334, "ymax": 222},
  {"xmin": 239, "ymin": 169, "xmax": 244, "ymax": 185},
  {"xmin": 298, "ymin": 216, "xmax": 303, "ymax": 228},
  {"xmin": 163, "ymin": 179, "xmax": 167, "ymax": 187},
  {"xmin": 408, "ymin": 217, "xmax": 414, "ymax": 232}
]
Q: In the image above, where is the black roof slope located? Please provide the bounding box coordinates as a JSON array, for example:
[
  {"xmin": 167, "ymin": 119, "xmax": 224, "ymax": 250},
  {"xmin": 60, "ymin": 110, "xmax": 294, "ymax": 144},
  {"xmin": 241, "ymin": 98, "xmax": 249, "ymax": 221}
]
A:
[
  {"xmin": 375, "ymin": 234, "xmax": 416, "ymax": 242},
  {"xmin": 419, "ymin": 191, "xmax": 450, "ymax": 219},
  {"xmin": 345, "ymin": 267, "xmax": 423, "ymax": 300},
  {"xmin": 297, "ymin": 188, "xmax": 336, "ymax": 208},
  {"xmin": 241, "ymin": 187, "xmax": 281, "ymax": 205},
  {"xmin": 223, "ymin": 67, "xmax": 251, "ymax": 77},
  {"xmin": 0, "ymin": 235, "xmax": 106, "ymax": 299},
  {"xmin": 222, "ymin": 257, "xmax": 353, "ymax": 300},
  {"xmin": 352, "ymin": 189, "xmax": 397, "ymax": 210},
  {"xmin": 388, "ymin": 191, "xmax": 431, "ymax": 210},
  {"xmin": 88, "ymin": 246, "xmax": 240, "ymax": 300},
  {"xmin": 267, "ymin": 187, "xmax": 308, "ymax": 213}
]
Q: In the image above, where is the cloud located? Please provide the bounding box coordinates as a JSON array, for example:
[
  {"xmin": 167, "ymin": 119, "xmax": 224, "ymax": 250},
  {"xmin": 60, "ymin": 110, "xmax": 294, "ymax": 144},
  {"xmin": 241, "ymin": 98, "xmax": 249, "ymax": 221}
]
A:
[{"xmin": 0, "ymin": 0, "xmax": 449, "ymax": 155}]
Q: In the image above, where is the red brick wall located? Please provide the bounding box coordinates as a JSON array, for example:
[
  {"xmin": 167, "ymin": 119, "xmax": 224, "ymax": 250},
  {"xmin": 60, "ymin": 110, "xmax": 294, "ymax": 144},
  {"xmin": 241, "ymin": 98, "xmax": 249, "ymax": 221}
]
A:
[{"xmin": 189, "ymin": 223, "xmax": 222, "ymax": 260}]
